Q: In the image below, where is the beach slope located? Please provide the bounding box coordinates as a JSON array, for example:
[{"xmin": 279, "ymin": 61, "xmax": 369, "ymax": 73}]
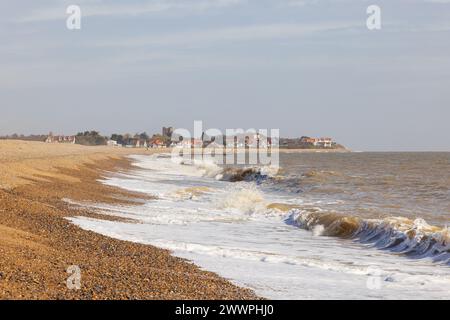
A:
[{"xmin": 0, "ymin": 140, "xmax": 257, "ymax": 299}]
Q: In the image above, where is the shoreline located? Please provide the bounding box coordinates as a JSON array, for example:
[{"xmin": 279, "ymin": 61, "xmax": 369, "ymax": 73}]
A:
[{"xmin": 0, "ymin": 141, "xmax": 258, "ymax": 299}]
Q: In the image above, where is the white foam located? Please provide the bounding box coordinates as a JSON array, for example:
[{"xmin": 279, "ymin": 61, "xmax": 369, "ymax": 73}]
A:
[
  {"xmin": 216, "ymin": 184, "xmax": 268, "ymax": 215},
  {"xmin": 312, "ymin": 225, "xmax": 325, "ymax": 237}
]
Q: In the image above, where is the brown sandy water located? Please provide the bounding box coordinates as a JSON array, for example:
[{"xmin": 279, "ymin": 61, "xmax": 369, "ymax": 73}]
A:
[{"xmin": 279, "ymin": 152, "xmax": 450, "ymax": 227}]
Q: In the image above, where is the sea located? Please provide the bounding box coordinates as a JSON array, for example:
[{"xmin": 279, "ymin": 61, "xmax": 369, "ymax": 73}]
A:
[{"xmin": 68, "ymin": 152, "xmax": 450, "ymax": 299}]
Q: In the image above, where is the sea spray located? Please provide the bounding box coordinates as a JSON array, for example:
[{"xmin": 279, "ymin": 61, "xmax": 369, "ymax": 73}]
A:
[{"xmin": 216, "ymin": 185, "xmax": 267, "ymax": 214}]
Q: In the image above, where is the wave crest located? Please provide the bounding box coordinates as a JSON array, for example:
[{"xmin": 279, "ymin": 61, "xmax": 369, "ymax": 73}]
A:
[
  {"xmin": 288, "ymin": 209, "xmax": 450, "ymax": 264},
  {"xmin": 218, "ymin": 166, "xmax": 280, "ymax": 183}
]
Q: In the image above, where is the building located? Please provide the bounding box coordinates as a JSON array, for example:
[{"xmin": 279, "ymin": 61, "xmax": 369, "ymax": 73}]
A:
[
  {"xmin": 316, "ymin": 137, "xmax": 333, "ymax": 148},
  {"xmin": 299, "ymin": 136, "xmax": 317, "ymax": 145},
  {"xmin": 123, "ymin": 138, "xmax": 142, "ymax": 148},
  {"xmin": 45, "ymin": 133, "xmax": 76, "ymax": 144},
  {"xmin": 150, "ymin": 138, "xmax": 165, "ymax": 148},
  {"xmin": 299, "ymin": 136, "xmax": 334, "ymax": 148},
  {"xmin": 176, "ymin": 138, "xmax": 203, "ymax": 148},
  {"xmin": 107, "ymin": 140, "xmax": 119, "ymax": 147}
]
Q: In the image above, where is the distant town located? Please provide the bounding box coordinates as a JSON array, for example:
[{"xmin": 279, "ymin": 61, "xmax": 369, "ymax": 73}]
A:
[{"xmin": 0, "ymin": 127, "xmax": 344, "ymax": 150}]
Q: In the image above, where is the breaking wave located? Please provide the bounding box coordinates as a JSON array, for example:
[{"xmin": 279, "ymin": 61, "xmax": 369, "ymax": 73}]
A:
[
  {"xmin": 218, "ymin": 167, "xmax": 269, "ymax": 183},
  {"xmin": 132, "ymin": 154, "xmax": 450, "ymax": 267},
  {"xmin": 287, "ymin": 209, "xmax": 450, "ymax": 265},
  {"xmin": 216, "ymin": 167, "xmax": 346, "ymax": 192},
  {"xmin": 175, "ymin": 157, "xmax": 280, "ymax": 184},
  {"xmin": 217, "ymin": 166, "xmax": 281, "ymax": 184},
  {"xmin": 217, "ymin": 186, "xmax": 267, "ymax": 214},
  {"xmin": 216, "ymin": 185, "xmax": 290, "ymax": 216}
]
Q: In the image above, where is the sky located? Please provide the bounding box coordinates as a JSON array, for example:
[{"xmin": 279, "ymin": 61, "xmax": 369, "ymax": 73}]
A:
[{"xmin": 0, "ymin": 0, "xmax": 449, "ymax": 151}]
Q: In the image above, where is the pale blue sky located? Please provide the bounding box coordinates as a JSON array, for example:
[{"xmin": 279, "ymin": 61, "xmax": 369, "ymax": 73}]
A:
[{"xmin": 1, "ymin": 0, "xmax": 449, "ymax": 151}]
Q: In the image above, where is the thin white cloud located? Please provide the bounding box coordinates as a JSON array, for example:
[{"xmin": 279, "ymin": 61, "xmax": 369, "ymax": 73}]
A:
[
  {"xmin": 286, "ymin": 0, "xmax": 313, "ymax": 7},
  {"xmin": 17, "ymin": 0, "xmax": 245, "ymax": 22},
  {"xmin": 424, "ymin": 0, "xmax": 450, "ymax": 3},
  {"xmin": 97, "ymin": 21, "xmax": 360, "ymax": 48}
]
